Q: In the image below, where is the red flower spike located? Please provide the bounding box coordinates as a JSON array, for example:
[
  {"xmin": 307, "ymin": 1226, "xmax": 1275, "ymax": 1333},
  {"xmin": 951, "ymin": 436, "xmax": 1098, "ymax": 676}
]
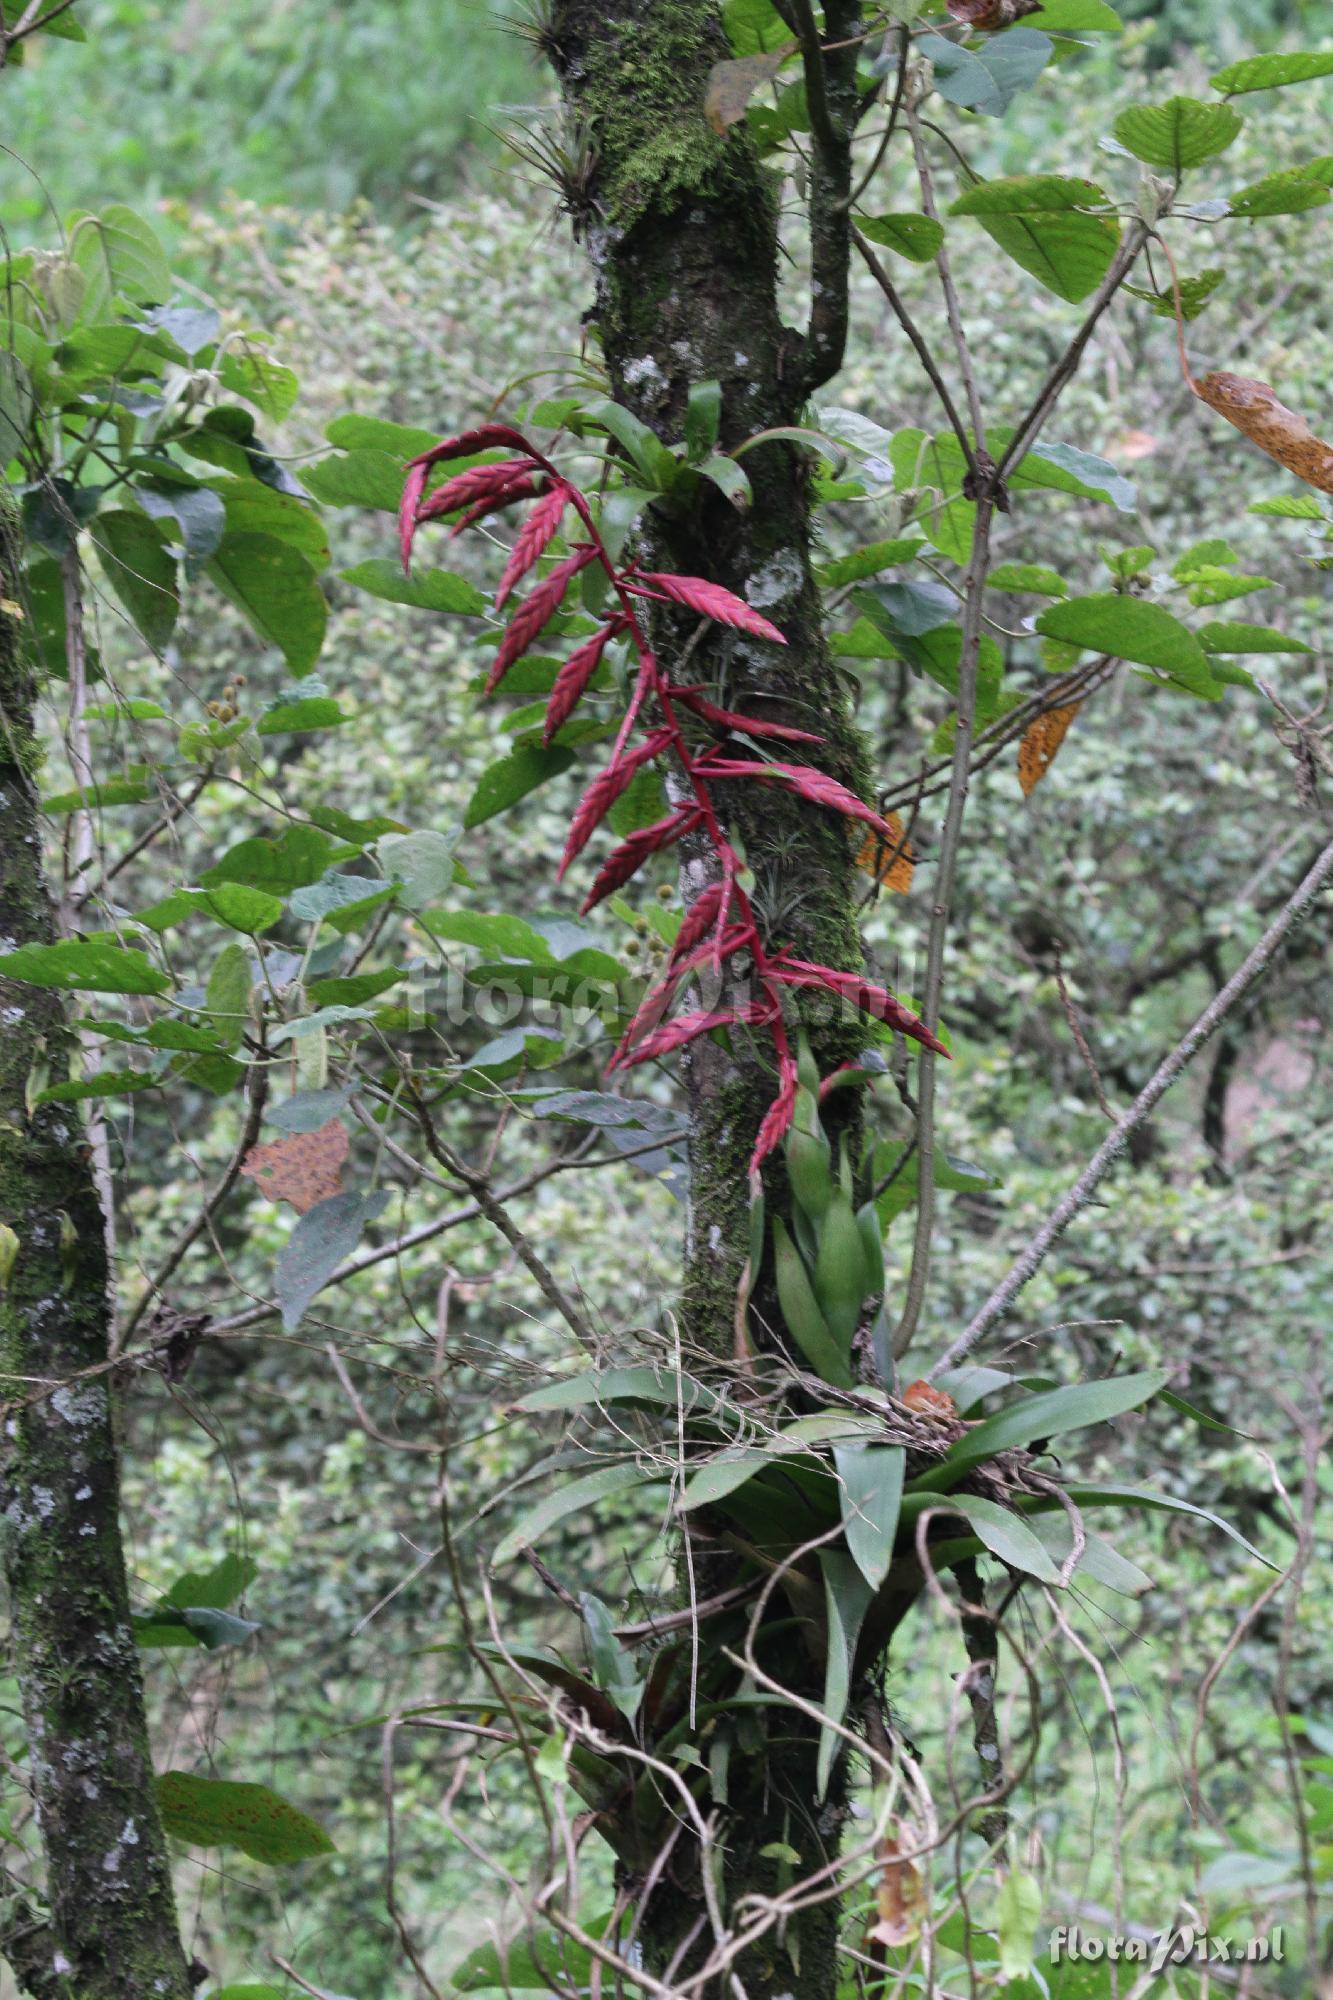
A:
[
  {"xmin": 414, "ymin": 458, "xmax": 538, "ymax": 529},
  {"xmin": 451, "ymin": 476, "xmax": 545, "ymax": 537},
  {"xmin": 615, "ymin": 1001, "xmax": 771, "ymax": 1070},
  {"xmin": 750, "ymin": 1050, "xmax": 800, "ymax": 1177},
  {"xmin": 614, "ymin": 923, "xmax": 753, "ymax": 1067},
  {"xmin": 484, "ymin": 546, "xmax": 599, "ymax": 696},
  {"xmin": 676, "ymin": 688, "xmax": 823, "ymax": 744},
  {"xmin": 496, "ymin": 484, "xmax": 572, "ymax": 611},
  {"xmin": 544, "ymin": 618, "xmax": 628, "ymax": 746},
  {"xmin": 407, "ymin": 423, "xmax": 544, "ymax": 471},
  {"xmin": 768, "ymin": 958, "xmax": 950, "ymax": 1057},
  {"xmin": 698, "ymin": 757, "xmax": 896, "ymax": 841},
  {"xmin": 627, "ymin": 572, "xmax": 788, "ymax": 645},
  {"xmin": 399, "ymin": 460, "xmax": 430, "ymax": 572},
  {"xmin": 580, "ymin": 809, "xmax": 704, "ymax": 914},
  {"xmin": 667, "ymin": 880, "xmax": 729, "ymax": 965},
  {"xmin": 559, "ymin": 727, "xmax": 676, "ymax": 877}
]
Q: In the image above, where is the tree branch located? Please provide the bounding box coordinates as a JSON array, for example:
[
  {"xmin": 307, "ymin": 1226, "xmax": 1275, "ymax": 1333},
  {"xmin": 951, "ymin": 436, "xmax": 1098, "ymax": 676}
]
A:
[{"xmin": 933, "ymin": 831, "xmax": 1333, "ymax": 1372}]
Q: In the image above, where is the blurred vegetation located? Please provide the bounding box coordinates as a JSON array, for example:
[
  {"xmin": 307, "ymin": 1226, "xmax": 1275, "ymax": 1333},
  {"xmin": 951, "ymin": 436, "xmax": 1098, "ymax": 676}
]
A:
[{"xmin": 1, "ymin": 1, "xmax": 1330, "ymax": 1995}]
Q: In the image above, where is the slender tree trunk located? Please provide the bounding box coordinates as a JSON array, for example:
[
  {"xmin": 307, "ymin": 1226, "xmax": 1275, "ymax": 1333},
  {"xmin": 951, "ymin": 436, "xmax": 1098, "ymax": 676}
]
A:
[
  {"xmin": 0, "ymin": 503, "xmax": 192, "ymax": 1999},
  {"xmin": 548, "ymin": 8, "xmax": 867, "ymax": 1993}
]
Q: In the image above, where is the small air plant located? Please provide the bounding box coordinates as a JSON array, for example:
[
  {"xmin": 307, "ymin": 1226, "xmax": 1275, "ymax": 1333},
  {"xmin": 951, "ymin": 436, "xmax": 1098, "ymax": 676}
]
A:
[
  {"xmin": 399, "ymin": 423, "xmax": 949, "ymax": 1177},
  {"xmin": 493, "ymin": 109, "xmax": 602, "ymax": 237}
]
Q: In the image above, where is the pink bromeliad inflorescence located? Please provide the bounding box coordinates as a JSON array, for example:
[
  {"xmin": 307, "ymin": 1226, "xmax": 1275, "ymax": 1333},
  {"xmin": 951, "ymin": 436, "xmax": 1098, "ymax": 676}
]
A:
[{"xmin": 399, "ymin": 423, "xmax": 948, "ymax": 1178}]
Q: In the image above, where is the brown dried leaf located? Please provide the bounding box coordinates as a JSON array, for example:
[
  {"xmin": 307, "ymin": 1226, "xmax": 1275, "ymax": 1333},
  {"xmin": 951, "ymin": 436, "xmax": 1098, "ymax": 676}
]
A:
[
  {"xmin": 704, "ymin": 48, "xmax": 793, "ymax": 136},
  {"xmin": 241, "ymin": 1119, "xmax": 349, "ymax": 1214},
  {"xmin": 1018, "ymin": 702, "xmax": 1080, "ymax": 798},
  {"xmin": 1193, "ymin": 372, "xmax": 1333, "ymax": 495},
  {"xmin": 855, "ymin": 812, "xmax": 914, "ymax": 893},
  {"xmin": 902, "ymin": 1380, "xmax": 958, "ymax": 1422},
  {"xmin": 865, "ymin": 1834, "xmax": 923, "ymax": 1950}
]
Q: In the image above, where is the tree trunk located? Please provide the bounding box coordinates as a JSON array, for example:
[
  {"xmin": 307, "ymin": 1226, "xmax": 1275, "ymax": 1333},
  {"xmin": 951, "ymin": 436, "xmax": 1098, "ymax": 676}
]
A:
[
  {"xmin": 0, "ymin": 503, "xmax": 192, "ymax": 1999},
  {"xmin": 548, "ymin": 8, "xmax": 867, "ymax": 1993}
]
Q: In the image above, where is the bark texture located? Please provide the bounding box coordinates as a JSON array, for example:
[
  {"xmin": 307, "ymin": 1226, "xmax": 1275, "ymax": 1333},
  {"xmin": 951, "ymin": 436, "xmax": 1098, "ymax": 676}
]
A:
[
  {"xmin": 547, "ymin": 7, "xmax": 869, "ymax": 1993},
  {"xmin": 0, "ymin": 502, "xmax": 192, "ymax": 1999}
]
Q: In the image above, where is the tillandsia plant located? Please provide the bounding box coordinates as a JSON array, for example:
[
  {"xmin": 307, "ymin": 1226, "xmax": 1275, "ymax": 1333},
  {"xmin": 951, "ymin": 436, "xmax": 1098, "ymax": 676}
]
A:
[{"xmin": 398, "ymin": 417, "xmax": 950, "ymax": 1184}]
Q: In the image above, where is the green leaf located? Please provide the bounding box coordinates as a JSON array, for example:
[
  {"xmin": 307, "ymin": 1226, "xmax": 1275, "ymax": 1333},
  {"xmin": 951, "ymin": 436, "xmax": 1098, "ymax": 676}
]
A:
[
  {"xmin": 274, "ymin": 1191, "xmax": 389, "ymax": 1332},
  {"xmin": 204, "ymin": 942, "xmax": 252, "ymax": 1050},
  {"xmin": 207, "ymin": 532, "xmax": 327, "ymax": 675},
  {"xmin": 580, "ymin": 1592, "xmax": 644, "ymax": 1722},
  {"xmin": 918, "ymin": 29, "xmax": 1053, "ymax": 118},
  {"xmin": 165, "ymin": 1553, "xmax": 257, "ymax": 1609},
  {"xmin": 858, "ymin": 213, "xmax": 945, "ymax": 262},
  {"xmin": 1226, "ymin": 171, "xmax": 1331, "ymax": 218},
  {"xmin": 1185, "ymin": 569, "xmax": 1273, "ymax": 607},
  {"xmin": 218, "ymin": 347, "xmax": 298, "ymax": 423},
  {"xmin": 949, "ymin": 176, "xmax": 1119, "ymax": 304},
  {"xmin": 301, "ymin": 448, "xmax": 405, "ymax": 512},
  {"xmin": 816, "ymin": 1550, "xmax": 873, "ymax": 1798},
  {"xmin": 376, "ymin": 828, "xmax": 462, "ymax": 909},
  {"xmin": 773, "ymin": 1217, "xmax": 853, "ymax": 1387},
  {"xmin": 205, "ymin": 826, "xmax": 341, "ymax": 893},
  {"xmin": 134, "ymin": 1605, "xmax": 260, "ymax": 1651},
  {"xmin": 134, "ymin": 482, "xmax": 227, "ymax": 570},
  {"xmin": 68, "ymin": 204, "xmax": 171, "ymax": 315},
  {"xmin": 492, "ymin": 1463, "xmax": 652, "ymax": 1566},
  {"xmin": 818, "ymin": 538, "xmax": 925, "ymax": 587},
  {"xmin": 340, "ymin": 558, "xmax": 487, "ymax": 615},
  {"xmin": 988, "ymin": 562, "xmax": 1068, "ymax": 596},
  {"xmin": 685, "ymin": 379, "xmax": 723, "ymax": 461},
  {"xmin": 156, "ymin": 1771, "xmax": 334, "ymax": 1864},
  {"xmin": 695, "ymin": 452, "xmax": 752, "ymax": 509},
  {"xmin": 1211, "ymin": 51, "xmax": 1333, "ymax": 94},
  {"xmin": 325, "ymin": 412, "xmax": 441, "ymax": 458},
  {"xmin": 1025, "ymin": 0, "xmax": 1120, "ymax": 26},
  {"xmin": 1125, "ymin": 268, "xmax": 1225, "ymax": 320},
  {"xmin": 1034, "ymin": 595, "xmax": 1219, "ymax": 696},
  {"xmin": 464, "ymin": 745, "xmax": 575, "ymax": 829},
  {"xmin": 723, "ymin": 0, "xmax": 791, "ymax": 56},
  {"xmin": 833, "ymin": 1443, "xmax": 905, "ymax": 1591},
  {"xmin": 1008, "ymin": 437, "xmax": 1137, "ymax": 512},
  {"xmin": 1112, "ymin": 96, "xmax": 1243, "ymax": 171},
  {"xmin": 1250, "ymin": 493, "xmax": 1324, "ymax": 518},
  {"xmin": 267, "ymin": 1088, "xmax": 353, "ymax": 1134},
  {"xmin": 936, "ymin": 1493, "xmax": 1062, "ymax": 1582},
  {"xmin": 680, "ymin": 1451, "xmax": 774, "ymax": 1511},
  {"xmin": 307, "ymin": 967, "xmax": 403, "ymax": 1008},
  {"xmin": 212, "ymin": 479, "xmax": 330, "ymax": 567},
  {"xmin": 1198, "ymin": 621, "xmax": 1313, "ymax": 654},
  {"xmin": 257, "ymin": 694, "xmax": 346, "ymax": 736},
  {"xmin": 199, "ymin": 884, "xmax": 284, "ymax": 935},
  {"xmin": 1057, "ymin": 1482, "xmax": 1272, "ymax": 1567},
  {"xmin": 997, "ymin": 1868, "xmax": 1044, "ymax": 1980},
  {"xmin": 914, "ymin": 1370, "xmax": 1170, "ymax": 1489},
  {"xmin": 42, "ymin": 776, "xmax": 154, "ymax": 813},
  {"xmin": 1025, "ymin": 1517, "xmax": 1152, "ymax": 1595},
  {"xmin": 516, "ymin": 1366, "xmax": 722, "ymax": 1417},
  {"xmin": 95, "ymin": 510, "xmax": 179, "ymax": 649},
  {"xmin": 0, "ymin": 937, "xmax": 168, "ymax": 996},
  {"xmin": 36, "ymin": 1068, "xmax": 160, "ymax": 1106}
]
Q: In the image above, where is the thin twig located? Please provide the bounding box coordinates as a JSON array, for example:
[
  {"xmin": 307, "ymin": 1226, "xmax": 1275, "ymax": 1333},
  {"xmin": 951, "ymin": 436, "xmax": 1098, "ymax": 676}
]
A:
[
  {"xmin": 852, "ymin": 227, "xmax": 976, "ymax": 470},
  {"xmin": 934, "ymin": 831, "xmax": 1333, "ymax": 1371}
]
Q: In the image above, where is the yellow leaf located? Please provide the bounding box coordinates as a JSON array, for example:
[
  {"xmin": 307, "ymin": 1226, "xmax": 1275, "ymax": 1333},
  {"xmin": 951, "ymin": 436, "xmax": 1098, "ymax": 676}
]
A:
[
  {"xmin": 865, "ymin": 1834, "xmax": 923, "ymax": 1950},
  {"xmin": 1018, "ymin": 702, "xmax": 1080, "ymax": 797},
  {"xmin": 704, "ymin": 48, "xmax": 794, "ymax": 136},
  {"xmin": 855, "ymin": 813, "xmax": 914, "ymax": 893}
]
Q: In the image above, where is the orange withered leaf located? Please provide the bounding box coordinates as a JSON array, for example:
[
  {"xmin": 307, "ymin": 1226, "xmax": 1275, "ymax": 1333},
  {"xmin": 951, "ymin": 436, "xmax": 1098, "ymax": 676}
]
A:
[
  {"xmin": 855, "ymin": 812, "xmax": 914, "ymax": 893},
  {"xmin": 1193, "ymin": 372, "xmax": 1333, "ymax": 495},
  {"xmin": 241, "ymin": 1119, "xmax": 349, "ymax": 1214},
  {"xmin": 1018, "ymin": 702, "xmax": 1081, "ymax": 798},
  {"xmin": 902, "ymin": 1380, "xmax": 958, "ymax": 1422},
  {"xmin": 865, "ymin": 1834, "xmax": 924, "ymax": 1949}
]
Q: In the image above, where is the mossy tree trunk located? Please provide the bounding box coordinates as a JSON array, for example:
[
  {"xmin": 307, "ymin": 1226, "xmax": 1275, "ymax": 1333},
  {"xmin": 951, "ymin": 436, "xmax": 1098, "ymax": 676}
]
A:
[
  {"xmin": 548, "ymin": 7, "xmax": 868, "ymax": 1994},
  {"xmin": 0, "ymin": 506, "xmax": 192, "ymax": 1998}
]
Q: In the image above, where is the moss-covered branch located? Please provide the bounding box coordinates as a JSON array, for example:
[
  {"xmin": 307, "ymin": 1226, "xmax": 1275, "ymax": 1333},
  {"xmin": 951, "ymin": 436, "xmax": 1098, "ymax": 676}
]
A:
[{"xmin": 0, "ymin": 503, "xmax": 191, "ymax": 1999}]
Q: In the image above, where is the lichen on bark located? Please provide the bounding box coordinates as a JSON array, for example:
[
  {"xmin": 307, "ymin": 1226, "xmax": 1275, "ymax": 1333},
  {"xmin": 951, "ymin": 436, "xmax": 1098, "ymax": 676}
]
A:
[{"xmin": 0, "ymin": 502, "xmax": 192, "ymax": 1999}]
